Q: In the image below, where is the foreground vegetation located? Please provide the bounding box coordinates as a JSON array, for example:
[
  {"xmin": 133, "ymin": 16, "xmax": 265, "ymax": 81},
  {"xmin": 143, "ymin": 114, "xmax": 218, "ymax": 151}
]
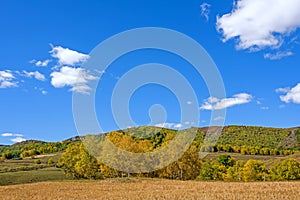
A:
[
  {"xmin": 56, "ymin": 126, "xmax": 300, "ymax": 181},
  {"xmin": 59, "ymin": 142, "xmax": 300, "ymax": 181},
  {"xmin": 1, "ymin": 180, "xmax": 299, "ymax": 200},
  {"xmin": 0, "ymin": 126, "xmax": 299, "ymax": 185}
]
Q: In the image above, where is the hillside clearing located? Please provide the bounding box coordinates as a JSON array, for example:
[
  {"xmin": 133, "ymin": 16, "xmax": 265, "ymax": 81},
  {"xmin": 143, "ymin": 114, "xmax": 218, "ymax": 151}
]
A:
[{"xmin": 0, "ymin": 180, "xmax": 299, "ymax": 200}]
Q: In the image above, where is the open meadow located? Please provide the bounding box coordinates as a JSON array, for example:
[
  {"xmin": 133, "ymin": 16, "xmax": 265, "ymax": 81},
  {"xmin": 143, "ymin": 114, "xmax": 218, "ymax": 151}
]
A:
[{"xmin": 0, "ymin": 179, "xmax": 299, "ymax": 200}]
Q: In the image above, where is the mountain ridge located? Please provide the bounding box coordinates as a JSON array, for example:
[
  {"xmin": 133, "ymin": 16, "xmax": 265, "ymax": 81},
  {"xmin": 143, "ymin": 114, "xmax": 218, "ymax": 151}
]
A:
[{"xmin": 2, "ymin": 125, "xmax": 300, "ymax": 146}]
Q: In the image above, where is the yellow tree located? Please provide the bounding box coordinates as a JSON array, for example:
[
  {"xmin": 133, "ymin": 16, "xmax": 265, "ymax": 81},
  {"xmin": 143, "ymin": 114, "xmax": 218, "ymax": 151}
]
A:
[
  {"xmin": 270, "ymin": 158, "xmax": 300, "ymax": 181},
  {"xmin": 58, "ymin": 143, "xmax": 100, "ymax": 179},
  {"xmin": 242, "ymin": 160, "xmax": 267, "ymax": 181}
]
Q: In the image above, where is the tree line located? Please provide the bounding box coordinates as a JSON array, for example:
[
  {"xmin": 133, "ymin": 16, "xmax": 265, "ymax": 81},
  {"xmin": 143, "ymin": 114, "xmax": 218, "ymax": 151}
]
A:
[
  {"xmin": 2, "ymin": 126, "xmax": 299, "ymax": 160},
  {"xmin": 199, "ymin": 154, "xmax": 300, "ymax": 181},
  {"xmin": 201, "ymin": 144, "xmax": 296, "ymax": 156},
  {"xmin": 0, "ymin": 140, "xmax": 71, "ymax": 160},
  {"xmin": 58, "ymin": 142, "xmax": 300, "ymax": 181}
]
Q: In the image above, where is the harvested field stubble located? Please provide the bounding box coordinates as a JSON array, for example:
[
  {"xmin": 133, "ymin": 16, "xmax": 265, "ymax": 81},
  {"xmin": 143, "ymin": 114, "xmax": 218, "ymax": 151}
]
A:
[{"xmin": 0, "ymin": 180, "xmax": 299, "ymax": 200}]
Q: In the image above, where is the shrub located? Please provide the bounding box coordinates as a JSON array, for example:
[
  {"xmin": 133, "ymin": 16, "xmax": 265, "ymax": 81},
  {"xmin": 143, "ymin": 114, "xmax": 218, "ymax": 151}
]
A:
[
  {"xmin": 47, "ymin": 158, "xmax": 55, "ymax": 166},
  {"xmin": 34, "ymin": 159, "xmax": 42, "ymax": 164},
  {"xmin": 270, "ymin": 158, "xmax": 300, "ymax": 181}
]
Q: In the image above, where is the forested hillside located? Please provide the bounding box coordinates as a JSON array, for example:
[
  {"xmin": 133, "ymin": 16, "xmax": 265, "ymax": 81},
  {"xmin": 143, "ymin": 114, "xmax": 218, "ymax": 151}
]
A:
[
  {"xmin": 0, "ymin": 140, "xmax": 73, "ymax": 160},
  {"xmin": 1, "ymin": 126, "xmax": 299, "ymax": 160},
  {"xmin": 1, "ymin": 126, "xmax": 300, "ymax": 183}
]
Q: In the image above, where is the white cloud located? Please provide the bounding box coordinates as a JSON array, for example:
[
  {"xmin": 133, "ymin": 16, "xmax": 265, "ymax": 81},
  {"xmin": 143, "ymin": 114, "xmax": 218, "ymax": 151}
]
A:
[
  {"xmin": 200, "ymin": 93, "xmax": 252, "ymax": 110},
  {"xmin": 41, "ymin": 90, "xmax": 47, "ymax": 95},
  {"xmin": 2, "ymin": 133, "xmax": 23, "ymax": 137},
  {"xmin": 200, "ymin": 3, "xmax": 211, "ymax": 21},
  {"xmin": 279, "ymin": 104, "xmax": 286, "ymax": 109},
  {"xmin": 276, "ymin": 87, "xmax": 290, "ymax": 93},
  {"xmin": 11, "ymin": 137, "xmax": 26, "ymax": 143},
  {"xmin": 186, "ymin": 101, "xmax": 193, "ymax": 105},
  {"xmin": 277, "ymin": 83, "xmax": 300, "ymax": 104},
  {"xmin": 217, "ymin": 0, "xmax": 300, "ymax": 51},
  {"xmin": 35, "ymin": 59, "xmax": 51, "ymax": 67},
  {"xmin": 1, "ymin": 132, "xmax": 26, "ymax": 143},
  {"xmin": 50, "ymin": 45, "xmax": 89, "ymax": 66},
  {"xmin": 260, "ymin": 106, "xmax": 269, "ymax": 110},
  {"xmin": 155, "ymin": 122, "xmax": 184, "ymax": 129},
  {"xmin": 264, "ymin": 51, "xmax": 293, "ymax": 60},
  {"xmin": 173, "ymin": 123, "xmax": 183, "ymax": 128},
  {"xmin": 214, "ymin": 116, "xmax": 225, "ymax": 121},
  {"xmin": 22, "ymin": 71, "xmax": 46, "ymax": 81},
  {"xmin": 0, "ymin": 70, "xmax": 18, "ymax": 88},
  {"xmin": 50, "ymin": 66, "xmax": 98, "ymax": 94},
  {"xmin": 1, "ymin": 133, "xmax": 13, "ymax": 137}
]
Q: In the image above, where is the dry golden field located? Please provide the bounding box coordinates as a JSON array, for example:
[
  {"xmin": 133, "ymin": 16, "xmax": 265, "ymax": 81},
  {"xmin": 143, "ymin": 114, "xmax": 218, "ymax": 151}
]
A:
[{"xmin": 0, "ymin": 180, "xmax": 299, "ymax": 200}]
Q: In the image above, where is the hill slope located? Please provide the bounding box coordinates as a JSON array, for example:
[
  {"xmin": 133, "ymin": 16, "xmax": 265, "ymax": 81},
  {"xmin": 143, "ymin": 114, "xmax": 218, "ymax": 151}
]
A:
[{"xmin": 1, "ymin": 125, "xmax": 299, "ymax": 159}]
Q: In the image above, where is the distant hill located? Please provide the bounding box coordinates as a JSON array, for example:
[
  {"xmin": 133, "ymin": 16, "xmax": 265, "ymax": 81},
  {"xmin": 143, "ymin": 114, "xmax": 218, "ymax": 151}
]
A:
[
  {"xmin": 1, "ymin": 125, "xmax": 299, "ymax": 159},
  {"xmin": 11, "ymin": 139, "xmax": 46, "ymax": 147},
  {"xmin": 120, "ymin": 125, "xmax": 300, "ymax": 149}
]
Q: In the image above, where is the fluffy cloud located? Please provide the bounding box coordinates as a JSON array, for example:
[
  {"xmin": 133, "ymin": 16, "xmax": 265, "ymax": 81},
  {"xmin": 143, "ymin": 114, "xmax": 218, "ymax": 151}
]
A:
[
  {"xmin": 50, "ymin": 45, "xmax": 90, "ymax": 66},
  {"xmin": 1, "ymin": 133, "xmax": 23, "ymax": 137},
  {"xmin": 1, "ymin": 133, "xmax": 13, "ymax": 137},
  {"xmin": 200, "ymin": 3, "xmax": 211, "ymax": 21},
  {"xmin": 264, "ymin": 51, "xmax": 293, "ymax": 60},
  {"xmin": 155, "ymin": 122, "xmax": 184, "ymax": 129},
  {"xmin": 50, "ymin": 66, "xmax": 98, "ymax": 94},
  {"xmin": 41, "ymin": 90, "xmax": 47, "ymax": 95},
  {"xmin": 1, "ymin": 133, "xmax": 25, "ymax": 143},
  {"xmin": 11, "ymin": 137, "xmax": 26, "ymax": 143},
  {"xmin": 22, "ymin": 71, "xmax": 46, "ymax": 81},
  {"xmin": 200, "ymin": 93, "xmax": 252, "ymax": 110},
  {"xmin": 186, "ymin": 101, "xmax": 193, "ymax": 105},
  {"xmin": 277, "ymin": 83, "xmax": 300, "ymax": 104},
  {"xmin": 217, "ymin": 0, "xmax": 300, "ymax": 51},
  {"xmin": 214, "ymin": 116, "xmax": 225, "ymax": 121},
  {"xmin": 35, "ymin": 59, "xmax": 51, "ymax": 67},
  {"xmin": 0, "ymin": 70, "xmax": 18, "ymax": 88},
  {"xmin": 276, "ymin": 87, "xmax": 290, "ymax": 93}
]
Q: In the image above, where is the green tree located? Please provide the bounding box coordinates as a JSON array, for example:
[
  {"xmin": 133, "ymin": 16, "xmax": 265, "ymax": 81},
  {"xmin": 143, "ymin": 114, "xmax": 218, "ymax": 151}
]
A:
[
  {"xmin": 34, "ymin": 159, "xmax": 41, "ymax": 164},
  {"xmin": 198, "ymin": 162, "xmax": 214, "ymax": 180},
  {"xmin": 217, "ymin": 154, "xmax": 235, "ymax": 167},
  {"xmin": 224, "ymin": 161, "xmax": 245, "ymax": 181}
]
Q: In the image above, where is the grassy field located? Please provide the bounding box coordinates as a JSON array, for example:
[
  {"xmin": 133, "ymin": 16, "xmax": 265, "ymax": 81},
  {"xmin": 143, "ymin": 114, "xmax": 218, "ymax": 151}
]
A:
[
  {"xmin": 0, "ymin": 153, "xmax": 62, "ymax": 172},
  {"xmin": 0, "ymin": 167, "xmax": 71, "ymax": 186},
  {"xmin": 0, "ymin": 179, "xmax": 299, "ymax": 200},
  {"xmin": 0, "ymin": 153, "xmax": 71, "ymax": 186}
]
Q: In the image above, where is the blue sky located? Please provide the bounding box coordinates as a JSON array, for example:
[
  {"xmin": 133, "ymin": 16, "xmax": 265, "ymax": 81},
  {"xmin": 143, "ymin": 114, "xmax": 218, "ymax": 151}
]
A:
[{"xmin": 1, "ymin": 0, "xmax": 300, "ymax": 144}]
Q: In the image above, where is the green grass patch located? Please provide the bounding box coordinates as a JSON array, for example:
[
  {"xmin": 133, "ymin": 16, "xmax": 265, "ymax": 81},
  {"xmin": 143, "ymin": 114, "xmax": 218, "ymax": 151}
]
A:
[{"xmin": 0, "ymin": 167, "xmax": 71, "ymax": 186}]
